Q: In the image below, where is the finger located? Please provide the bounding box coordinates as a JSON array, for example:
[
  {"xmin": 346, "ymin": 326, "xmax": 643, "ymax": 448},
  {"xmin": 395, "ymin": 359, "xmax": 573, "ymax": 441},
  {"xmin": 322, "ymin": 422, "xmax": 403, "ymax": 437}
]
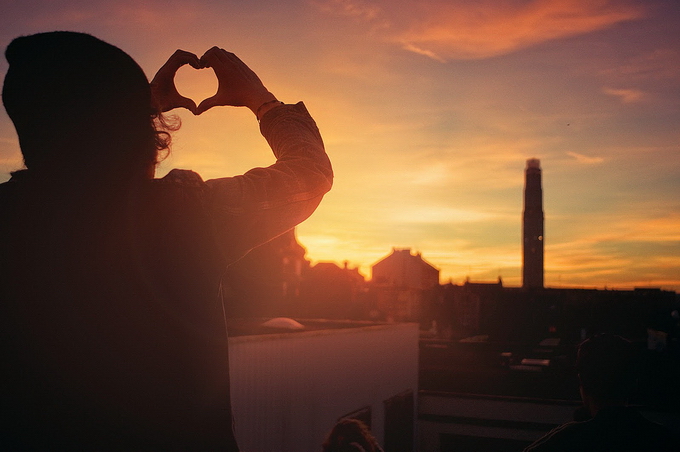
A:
[
  {"xmin": 171, "ymin": 49, "xmax": 201, "ymax": 69},
  {"xmin": 177, "ymin": 96, "xmax": 197, "ymax": 114},
  {"xmin": 159, "ymin": 92, "xmax": 197, "ymax": 113},
  {"xmin": 198, "ymin": 47, "xmax": 219, "ymax": 67},
  {"xmin": 199, "ymin": 47, "xmax": 233, "ymax": 68},
  {"xmin": 187, "ymin": 58, "xmax": 201, "ymax": 70},
  {"xmin": 195, "ymin": 95, "xmax": 220, "ymax": 115},
  {"xmin": 172, "ymin": 49, "xmax": 199, "ymax": 63}
]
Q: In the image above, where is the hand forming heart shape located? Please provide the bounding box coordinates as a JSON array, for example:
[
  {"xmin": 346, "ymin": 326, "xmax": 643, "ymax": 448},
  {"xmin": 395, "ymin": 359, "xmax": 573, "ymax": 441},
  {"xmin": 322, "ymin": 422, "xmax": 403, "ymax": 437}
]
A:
[
  {"xmin": 173, "ymin": 65, "xmax": 219, "ymax": 114},
  {"xmin": 150, "ymin": 49, "xmax": 211, "ymax": 115},
  {"xmin": 151, "ymin": 47, "xmax": 275, "ymax": 116}
]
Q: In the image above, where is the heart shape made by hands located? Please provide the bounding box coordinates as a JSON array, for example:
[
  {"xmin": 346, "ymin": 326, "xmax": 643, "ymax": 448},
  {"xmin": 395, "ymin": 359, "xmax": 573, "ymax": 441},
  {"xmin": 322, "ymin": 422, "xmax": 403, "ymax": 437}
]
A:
[{"xmin": 173, "ymin": 64, "xmax": 219, "ymax": 113}]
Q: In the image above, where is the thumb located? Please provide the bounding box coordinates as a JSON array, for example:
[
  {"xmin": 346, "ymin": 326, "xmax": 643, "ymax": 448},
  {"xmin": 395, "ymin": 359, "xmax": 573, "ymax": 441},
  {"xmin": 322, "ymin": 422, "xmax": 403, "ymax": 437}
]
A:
[{"xmin": 195, "ymin": 95, "xmax": 220, "ymax": 115}]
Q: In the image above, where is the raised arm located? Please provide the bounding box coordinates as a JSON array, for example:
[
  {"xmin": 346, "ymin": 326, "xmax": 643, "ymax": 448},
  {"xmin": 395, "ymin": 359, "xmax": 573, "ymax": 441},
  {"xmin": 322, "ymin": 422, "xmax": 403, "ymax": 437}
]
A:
[
  {"xmin": 185, "ymin": 48, "xmax": 332, "ymax": 263},
  {"xmin": 205, "ymin": 101, "xmax": 332, "ymax": 263}
]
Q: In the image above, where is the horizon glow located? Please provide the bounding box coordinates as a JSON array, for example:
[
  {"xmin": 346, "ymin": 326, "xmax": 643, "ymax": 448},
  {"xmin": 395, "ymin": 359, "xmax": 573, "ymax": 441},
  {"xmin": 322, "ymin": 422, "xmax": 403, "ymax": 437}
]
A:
[{"xmin": 1, "ymin": 0, "xmax": 678, "ymax": 291}]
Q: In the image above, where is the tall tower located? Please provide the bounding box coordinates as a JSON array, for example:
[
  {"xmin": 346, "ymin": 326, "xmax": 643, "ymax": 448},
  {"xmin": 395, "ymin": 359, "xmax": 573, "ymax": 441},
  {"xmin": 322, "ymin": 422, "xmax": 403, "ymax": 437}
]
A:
[{"xmin": 522, "ymin": 158, "xmax": 544, "ymax": 289}]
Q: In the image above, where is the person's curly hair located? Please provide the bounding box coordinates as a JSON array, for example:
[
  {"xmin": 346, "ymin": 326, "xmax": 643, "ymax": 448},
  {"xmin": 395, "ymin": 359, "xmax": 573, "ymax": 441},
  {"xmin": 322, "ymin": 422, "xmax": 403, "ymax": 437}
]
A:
[{"xmin": 322, "ymin": 418, "xmax": 382, "ymax": 452}]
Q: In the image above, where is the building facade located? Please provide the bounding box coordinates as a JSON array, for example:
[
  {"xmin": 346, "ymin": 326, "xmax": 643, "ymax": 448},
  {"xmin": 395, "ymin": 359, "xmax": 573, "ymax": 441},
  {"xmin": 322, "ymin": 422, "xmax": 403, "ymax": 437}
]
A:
[
  {"xmin": 228, "ymin": 320, "xmax": 419, "ymax": 452},
  {"xmin": 371, "ymin": 248, "xmax": 440, "ymax": 322}
]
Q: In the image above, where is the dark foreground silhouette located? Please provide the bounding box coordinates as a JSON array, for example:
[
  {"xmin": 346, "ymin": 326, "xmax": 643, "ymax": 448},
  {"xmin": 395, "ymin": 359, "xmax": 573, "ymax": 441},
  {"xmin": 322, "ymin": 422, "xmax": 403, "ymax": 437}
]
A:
[
  {"xmin": 523, "ymin": 334, "xmax": 679, "ymax": 452},
  {"xmin": 0, "ymin": 31, "xmax": 332, "ymax": 450},
  {"xmin": 322, "ymin": 418, "xmax": 385, "ymax": 452}
]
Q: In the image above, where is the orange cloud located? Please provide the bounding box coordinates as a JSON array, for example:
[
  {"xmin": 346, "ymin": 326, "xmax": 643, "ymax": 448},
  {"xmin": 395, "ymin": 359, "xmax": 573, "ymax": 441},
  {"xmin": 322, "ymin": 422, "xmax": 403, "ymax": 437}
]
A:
[
  {"xmin": 315, "ymin": 0, "xmax": 647, "ymax": 60},
  {"xmin": 630, "ymin": 214, "xmax": 680, "ymax": 242},
  {"xmin": 400, "ymin": 0, "xmax": 646, "ymax": 60}
]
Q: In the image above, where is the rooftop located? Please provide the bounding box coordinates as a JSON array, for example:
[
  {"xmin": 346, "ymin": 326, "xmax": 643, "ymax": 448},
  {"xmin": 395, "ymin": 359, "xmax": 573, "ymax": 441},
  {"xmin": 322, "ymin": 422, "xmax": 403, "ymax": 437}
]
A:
[{"xmin": 227, "ymin": 317, "xmax": 398, "ymax": 338}]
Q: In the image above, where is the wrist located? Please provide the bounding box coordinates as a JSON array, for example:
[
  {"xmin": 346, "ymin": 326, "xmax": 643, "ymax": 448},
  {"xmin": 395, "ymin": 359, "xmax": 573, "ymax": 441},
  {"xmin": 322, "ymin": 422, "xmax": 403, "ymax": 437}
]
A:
[{"xmin": 255, "ymin": 98, "xmax": 283, "ymax": 121}]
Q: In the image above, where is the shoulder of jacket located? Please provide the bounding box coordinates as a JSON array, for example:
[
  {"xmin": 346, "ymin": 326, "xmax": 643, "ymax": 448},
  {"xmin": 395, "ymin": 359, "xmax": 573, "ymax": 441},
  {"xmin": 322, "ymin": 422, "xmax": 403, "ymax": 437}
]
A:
[{"xmin": 157, "ymin": 169, "xmax": 206, "ymax": 188}]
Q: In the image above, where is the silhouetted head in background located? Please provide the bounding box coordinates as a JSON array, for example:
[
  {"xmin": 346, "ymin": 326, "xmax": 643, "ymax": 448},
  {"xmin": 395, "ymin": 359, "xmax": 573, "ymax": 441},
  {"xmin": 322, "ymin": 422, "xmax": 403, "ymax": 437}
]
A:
[
  {"xmin": 322, "ymin": 418, "xmax": 383, "ymax": 452},
  {"xmin": 577, "ymin": 333, "xmax": 635, "ymax": 416},
  {"xmin": 2, "ymin": 31, "xmax": 170, "ymax": 182}
]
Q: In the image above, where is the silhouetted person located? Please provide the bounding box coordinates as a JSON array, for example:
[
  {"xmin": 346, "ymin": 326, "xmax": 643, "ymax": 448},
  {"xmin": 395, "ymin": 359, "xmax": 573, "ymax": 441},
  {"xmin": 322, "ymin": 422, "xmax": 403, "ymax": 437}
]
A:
[
  {"xmin": 0, "ymin": 31, "xmax": 332, "ymax": 450},
  {"xmin": 523, "ymin": 334, "xmax": 679, "ymax": 451},
  {"xmin": 322, "ymin": 418, "xmax": 384, "ymax": 452}
]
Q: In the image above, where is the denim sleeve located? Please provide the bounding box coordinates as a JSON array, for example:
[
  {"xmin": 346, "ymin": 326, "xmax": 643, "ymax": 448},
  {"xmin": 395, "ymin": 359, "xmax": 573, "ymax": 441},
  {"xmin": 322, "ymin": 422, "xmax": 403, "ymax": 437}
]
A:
[{"xmin": 203, "ymin": 102, "xmax": 333, "ymax": 264}]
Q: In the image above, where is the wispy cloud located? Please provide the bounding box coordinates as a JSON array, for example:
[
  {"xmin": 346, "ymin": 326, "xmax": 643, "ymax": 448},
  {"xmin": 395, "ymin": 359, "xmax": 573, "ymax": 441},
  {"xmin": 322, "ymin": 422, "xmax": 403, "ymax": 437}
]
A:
[
  {"xmin": 629, "ymin": 214, "xmax": 680, "ymax": 242},
  {"xmin": 554, "ymin": 212, "xmax": 680, "ymax": 245},
  {"xmin": 566, "ymin": 151, "xmax": 604, "ymax": 164},
  {"xmin": 389, "ymin": 206, "xmax": 496, "ymax": 224},
  {"xmin": 400, "ymin": 43, "xmax": 447, "ymax": 63},
  {"xmin": 546, "ymin": 239, "xmax": 680, "ymax": 290},
  {"xmin": 310, "ymin": 0, "xmax": 383, "ymax": 22},
  {"xmin": 600, "ymin": 48, "xmax": 680, "ymax": 83},
  {"xmin": 314, "ymin": 0, "xmax": 647, "ymax": 61},
  {"xmin": 544, "ymin": 211, "xmax": 680, "ymax": 288},
  {"xmin": 602, "ymin": 87, "xmax": 645, "ymax": 103}
]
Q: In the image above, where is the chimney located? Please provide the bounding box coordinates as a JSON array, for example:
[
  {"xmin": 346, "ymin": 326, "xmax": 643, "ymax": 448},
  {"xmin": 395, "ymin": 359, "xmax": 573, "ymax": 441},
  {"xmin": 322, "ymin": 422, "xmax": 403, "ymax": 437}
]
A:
[{"xmin": 523, "ymin": 159, "xmax": 544, "ymax": 289}]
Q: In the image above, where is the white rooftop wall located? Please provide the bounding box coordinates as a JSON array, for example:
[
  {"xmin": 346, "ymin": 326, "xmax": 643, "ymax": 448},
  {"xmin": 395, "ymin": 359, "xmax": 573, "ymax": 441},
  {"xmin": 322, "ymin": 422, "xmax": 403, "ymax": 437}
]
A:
[{"xmin": 229, "ymin": 322, "xmax": 419, "ymax": 452}]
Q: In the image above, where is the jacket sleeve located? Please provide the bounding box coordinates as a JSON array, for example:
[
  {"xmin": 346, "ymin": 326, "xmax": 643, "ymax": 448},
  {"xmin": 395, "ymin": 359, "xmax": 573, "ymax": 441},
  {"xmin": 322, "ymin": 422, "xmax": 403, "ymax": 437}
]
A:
[{"xmin": 203, "ymin": 101, "xmax": 333, "ymax": 264}]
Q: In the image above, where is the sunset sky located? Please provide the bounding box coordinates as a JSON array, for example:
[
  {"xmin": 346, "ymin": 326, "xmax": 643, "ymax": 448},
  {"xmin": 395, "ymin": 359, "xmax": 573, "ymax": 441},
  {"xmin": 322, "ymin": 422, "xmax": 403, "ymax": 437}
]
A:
[{"xmin": 1, "ymin": 0, "xmax": 678, "ymax": 291}]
